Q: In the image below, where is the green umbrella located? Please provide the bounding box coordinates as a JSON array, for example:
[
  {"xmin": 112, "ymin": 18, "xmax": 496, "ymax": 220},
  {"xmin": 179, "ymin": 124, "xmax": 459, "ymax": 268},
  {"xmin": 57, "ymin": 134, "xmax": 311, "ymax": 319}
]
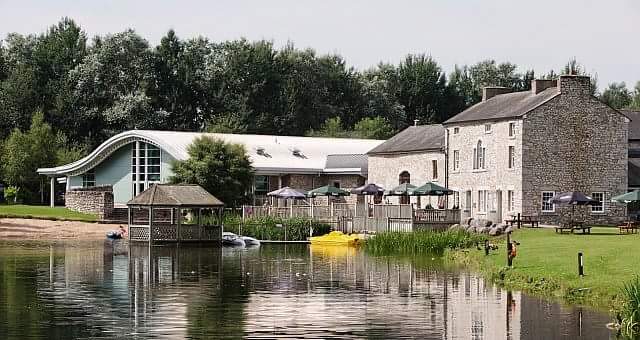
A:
[
  {"xmin": 611, "ymin": 190, "xmax": 640, "ymax": 203},
  {"xmin": 307, "ymin": 185, "xmax": 350, "ymax": 197},
  {"xmin": 384, "ymin": 183, "xmax": 417, "ymax": 196},
  {"xmin": 410, "ymin": 182, "xmax": 455, "ymax": 196}
]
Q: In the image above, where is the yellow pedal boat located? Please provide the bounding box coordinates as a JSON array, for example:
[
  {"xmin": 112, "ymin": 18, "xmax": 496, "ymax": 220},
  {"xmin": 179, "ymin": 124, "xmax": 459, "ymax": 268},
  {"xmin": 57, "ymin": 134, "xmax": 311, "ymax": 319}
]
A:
[{"xmin": 309, "ymin": 231, "xmax": 362, "ymax": 246}]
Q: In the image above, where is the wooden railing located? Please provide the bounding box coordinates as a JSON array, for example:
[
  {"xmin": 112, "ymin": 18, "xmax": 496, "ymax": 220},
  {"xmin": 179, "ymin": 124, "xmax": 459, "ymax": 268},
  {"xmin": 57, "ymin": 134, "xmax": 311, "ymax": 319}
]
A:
[
  {"xmin": 414, "ymin": 209, "xmax": 461, "ymax": 223},
  {"xmin": 129, "ymin": 224, "xmax": 222, "ymax": 242}
]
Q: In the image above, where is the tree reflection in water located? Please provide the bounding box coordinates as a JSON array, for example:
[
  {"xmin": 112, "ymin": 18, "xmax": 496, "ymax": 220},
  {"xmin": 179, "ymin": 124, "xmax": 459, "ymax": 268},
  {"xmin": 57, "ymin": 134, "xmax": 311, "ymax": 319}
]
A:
[{"xmin": 0, "ymin": 240, "xmax": 616, "ymax": 339}]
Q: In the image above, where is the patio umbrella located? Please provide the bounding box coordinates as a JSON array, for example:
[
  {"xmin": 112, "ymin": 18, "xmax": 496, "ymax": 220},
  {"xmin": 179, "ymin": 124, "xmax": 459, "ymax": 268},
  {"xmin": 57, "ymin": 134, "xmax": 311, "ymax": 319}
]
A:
[
  {"xmin": 267, "ymin": 187, "xmax": 307, "ymax": 199},
  {"xmin": 611, "ymin": 190, "xmax": 640, "ymax": 203},
  {"xmin": 410, "ymin": 182, "xmax": 455, "ymax": 196},
  {"xmin": 548, "ymin": 191, "xmax": 600, "ymax": 225},
  {"xmin": 384, "ymin": 183, "xmax": 417, "ymax": 196},
  {"xmin": 351, "ymin": 183, "xmax": 385, "ymax": 195},
  {"xmin": 307, "ymin": 185, "xmax": 350, "ymax": 197}
]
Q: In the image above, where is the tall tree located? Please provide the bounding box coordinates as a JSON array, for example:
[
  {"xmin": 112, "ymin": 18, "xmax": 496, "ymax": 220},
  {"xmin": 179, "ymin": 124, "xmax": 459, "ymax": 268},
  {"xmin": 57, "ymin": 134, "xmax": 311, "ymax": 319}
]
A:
[
  {"xmin": 629, "ymin": 81, "xmax": 640, "ymax": 110},
  {"xmin": 169, "ymin": 136, "xmax": 254, "ymax": 207},
  {"xmin": 600, "ymin": 82, "xmax": 632, "ymax": 109}
]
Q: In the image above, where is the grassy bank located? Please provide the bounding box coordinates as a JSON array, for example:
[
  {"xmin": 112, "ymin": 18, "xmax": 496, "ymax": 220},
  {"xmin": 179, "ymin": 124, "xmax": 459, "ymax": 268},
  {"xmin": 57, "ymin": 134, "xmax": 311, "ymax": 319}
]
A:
[
  {"xmin": 447, "ymin": 227, "xmax": 640, "ymax": 312},
  {"xmin": 0, "ymin": 204, "xmax": 97, "ymax": 222},
  {"xmin": 365, "ymin": 230, "xmax": 485, "ymax": 256}
]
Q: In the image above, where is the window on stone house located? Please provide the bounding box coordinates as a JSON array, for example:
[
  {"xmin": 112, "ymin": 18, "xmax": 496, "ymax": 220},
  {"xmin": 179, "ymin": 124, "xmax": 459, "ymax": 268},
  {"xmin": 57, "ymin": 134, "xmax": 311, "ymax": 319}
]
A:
[
  {"xmin": 507, "ymin": 190, "xmax": 515, "ymax": 212},
  {"xmin": 399, "ymin": 171, "xmax": 410, "ymax": 184},
  {"xmin": 332, "ymin": 181, "xmax": 341, "ymax": 188},
  {"xmin": 509, "ymin": 122, "xmax": 516, "ymax": 137},
  {"xmin": 82, "ymin": 170, "xmax": 96, "ymax": 188},
  {"xmin": 453, "ymin": 150, "xmax": 460, "ymax": 171},
  {"xmin": 473, "ymin": 141, "xmax": 485, "ymax": 169},
  {"xmin": 485, "ymin": 124, "xmax": 492, "ymax": 133},
  {"xmin": 542, "ymin": 191, "xmax": 555, "ymax": 212},
  {"xmin": 487, "ymin": 191, "xmax": 495, "ymax": 212},
  {"xmin": 508, "ymin": 146, "xmax": 515, "ymax": 169},
  {"xmin": 452, "ymin": 191, "xmax": 460, "ymax": 208},
  {"xmin": 453, "ymin": 127, "xmax": 459, "ymax": 134},
  {"xmin": 478, "ymin": 190, "xmax": 487, "ymax": 213},
  {"xmin": 432, "ymin": 160, "xmax": 438, "ymax": 180},
  {"xmin": 591, "ymin": 192, "xmax": 605, "ymax": 213}
]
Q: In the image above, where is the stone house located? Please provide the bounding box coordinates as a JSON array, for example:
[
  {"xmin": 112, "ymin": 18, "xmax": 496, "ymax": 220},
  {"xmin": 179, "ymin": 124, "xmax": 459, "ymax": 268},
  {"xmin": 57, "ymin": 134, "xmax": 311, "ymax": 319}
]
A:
[
  {"xmin": 444, "ymin": 75, "xmax": 629, "ymax": 225},
  {"xmin": 367, "ymin": 124, "xmax": 445, "ymax": 207}
]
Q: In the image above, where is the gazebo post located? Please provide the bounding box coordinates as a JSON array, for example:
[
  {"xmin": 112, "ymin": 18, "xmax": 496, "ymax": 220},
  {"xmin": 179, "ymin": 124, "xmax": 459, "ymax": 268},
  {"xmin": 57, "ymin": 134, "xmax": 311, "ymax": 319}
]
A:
[
  {"xmin": 197, "ymin": 208, "xmax": 202, "ymax": 241},
  {"xmin": 127, "ymin": 206, "xmax": 132, "ymax": 241},
  {"xmin": 149, "ymin": 206, "xmax": 154, "ymax": 246},
  {"xmin": 177, "ymin": 207, "xmax": 182, "ymax": 243}
]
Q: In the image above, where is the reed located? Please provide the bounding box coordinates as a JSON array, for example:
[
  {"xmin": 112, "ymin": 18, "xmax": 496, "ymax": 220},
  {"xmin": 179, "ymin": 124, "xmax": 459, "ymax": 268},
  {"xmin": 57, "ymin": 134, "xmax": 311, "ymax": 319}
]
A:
[
  {"xmin": 222, "ymin": 216, "xmax": 331, "ymax": 241},
  {"xmin": 620, "ymin": 276, "xmax": 640, "ymax": 336},
  {"xmin": 364, "ymin": 230, "xmax": 484, "ymax": 256}
]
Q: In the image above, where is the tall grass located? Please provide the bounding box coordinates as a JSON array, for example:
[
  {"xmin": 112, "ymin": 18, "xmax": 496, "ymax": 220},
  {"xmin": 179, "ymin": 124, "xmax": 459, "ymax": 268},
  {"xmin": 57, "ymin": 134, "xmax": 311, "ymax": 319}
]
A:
[
  {"xmin": 220, "ymin": 215, "xmax": 331, "ymax": 241},
  {"xmin": 620, "ymin": 276, "xmax": 640, "ymax": 336},
  {"xmin": 365, "ymin": 230, "xmax": 485, "ymax": 256}
]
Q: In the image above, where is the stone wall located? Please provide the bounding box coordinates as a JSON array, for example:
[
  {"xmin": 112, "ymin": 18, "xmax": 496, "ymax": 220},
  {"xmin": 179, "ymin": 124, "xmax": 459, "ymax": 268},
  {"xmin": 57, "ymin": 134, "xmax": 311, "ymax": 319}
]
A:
[
  {"xmin": 522, "ymin": 75, "xmax": 628, "ymax": 225},
  {"xmin": 368, "ymin": 152, "xmax": 445, "ymax": 207},
  {"xmin": 65, "ymin": 186, "xmax": 114, "ymax": 220},
  {"xmin": 447, "ymin": 119, "xmax": 523, "ymax": 223}
]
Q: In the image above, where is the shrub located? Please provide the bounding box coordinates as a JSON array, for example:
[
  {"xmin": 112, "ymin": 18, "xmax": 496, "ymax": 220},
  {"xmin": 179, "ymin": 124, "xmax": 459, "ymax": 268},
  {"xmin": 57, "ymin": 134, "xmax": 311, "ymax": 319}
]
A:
[
  {"xmin": 620, "ymin": 276, "xmax": 640, "ymax": 336},
  {"xmin": 4, "ymin": 186, "xmax": 20, "ymax": 204},
  {"xmin": 201, "ymin": 215, "xmax": 331, "ymax": 241}
]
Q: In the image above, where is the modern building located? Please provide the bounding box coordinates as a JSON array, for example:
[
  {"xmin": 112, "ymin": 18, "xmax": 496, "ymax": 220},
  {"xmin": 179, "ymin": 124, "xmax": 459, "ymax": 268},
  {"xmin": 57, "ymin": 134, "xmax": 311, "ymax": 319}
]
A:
[{"xmin": 37, "ymin": 130, "xmax": 383, "ymax": 207}]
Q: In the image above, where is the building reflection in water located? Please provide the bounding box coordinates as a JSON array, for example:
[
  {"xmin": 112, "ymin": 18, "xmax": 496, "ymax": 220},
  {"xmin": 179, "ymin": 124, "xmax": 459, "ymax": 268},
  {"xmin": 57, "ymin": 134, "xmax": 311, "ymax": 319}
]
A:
[{"xmin": 32, "ymin": 241, "xmax": 616, "ymax": 339}]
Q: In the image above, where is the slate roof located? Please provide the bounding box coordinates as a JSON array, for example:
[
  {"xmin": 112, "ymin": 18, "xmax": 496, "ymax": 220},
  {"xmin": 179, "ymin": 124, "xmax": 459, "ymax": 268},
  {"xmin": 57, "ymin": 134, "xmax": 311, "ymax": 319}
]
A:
[
  {"xmin": 127, "ymin": 184, "xmax": 224, "ymax": 207},
  {"xmin": 444, "ymin": 87, "xmax": 560, "ymax": 124},
  {"xmin": 324, "ymin": 154, "xmax": 368, "ymax": 174},
  {"xmin": 621, "ymin": 109, "xmax": 640, "ymax": 140},
  {"xmin": 367, "ymin": 124, "xmax": 445, "ymax": 155}
]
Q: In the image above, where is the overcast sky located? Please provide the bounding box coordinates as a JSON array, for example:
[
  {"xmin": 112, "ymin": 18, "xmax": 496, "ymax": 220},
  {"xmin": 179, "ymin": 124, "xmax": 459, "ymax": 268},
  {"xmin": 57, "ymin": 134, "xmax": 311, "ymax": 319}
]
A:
[{"xmin": 1, "ymin": 0, "xmax": 639, "ymax": 89}]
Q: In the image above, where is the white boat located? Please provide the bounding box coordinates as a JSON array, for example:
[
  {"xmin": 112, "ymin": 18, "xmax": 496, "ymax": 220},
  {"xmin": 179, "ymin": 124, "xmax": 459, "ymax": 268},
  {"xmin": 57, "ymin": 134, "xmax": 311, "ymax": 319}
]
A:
[
  {"xmin": 222, "ymin": 232, "xmax": 245, "ymax": 247},
  {"xmin": 241, "ymin": 236, "xmax": 260, "ymax": 246}
]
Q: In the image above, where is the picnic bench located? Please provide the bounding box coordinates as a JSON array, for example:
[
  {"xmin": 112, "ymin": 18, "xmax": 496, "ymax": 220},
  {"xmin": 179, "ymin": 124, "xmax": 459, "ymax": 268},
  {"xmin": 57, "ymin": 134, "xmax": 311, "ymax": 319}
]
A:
[
  {"xmin": 618, "ymin": 221, "xmax": 639, "ymax": 234},
  {"xmin": 555, "ymin": 221, "xmax": 591, "ymax": 234},
  {"xmin": 505, "ymin": 214, "xmax": 540, "ymax": 228}
]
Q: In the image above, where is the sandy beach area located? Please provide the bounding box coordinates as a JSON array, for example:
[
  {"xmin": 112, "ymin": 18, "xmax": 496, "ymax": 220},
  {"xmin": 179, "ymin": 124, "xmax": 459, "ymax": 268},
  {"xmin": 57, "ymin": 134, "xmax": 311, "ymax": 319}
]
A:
[{"xmin": 0, "ymin": 218, "xmax": 123, "ymax": 240}]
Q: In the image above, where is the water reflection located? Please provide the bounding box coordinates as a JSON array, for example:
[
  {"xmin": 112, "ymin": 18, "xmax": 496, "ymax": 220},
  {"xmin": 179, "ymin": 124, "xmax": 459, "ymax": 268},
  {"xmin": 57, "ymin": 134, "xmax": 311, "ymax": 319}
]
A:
[{"xmin": 0, "ymin": 240, "xmax": 615, "ymax": 339}]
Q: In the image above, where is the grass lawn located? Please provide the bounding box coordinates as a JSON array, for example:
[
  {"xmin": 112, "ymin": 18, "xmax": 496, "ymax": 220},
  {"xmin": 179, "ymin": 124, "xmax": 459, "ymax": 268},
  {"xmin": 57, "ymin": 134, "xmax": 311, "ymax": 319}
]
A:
[
  {"xmin": 0, "ymin": 204, "xmax": 97, "ymax": 222},
  {"xmin": 449, "ymin": 226, "xmax": 640, "ymax": 312}
]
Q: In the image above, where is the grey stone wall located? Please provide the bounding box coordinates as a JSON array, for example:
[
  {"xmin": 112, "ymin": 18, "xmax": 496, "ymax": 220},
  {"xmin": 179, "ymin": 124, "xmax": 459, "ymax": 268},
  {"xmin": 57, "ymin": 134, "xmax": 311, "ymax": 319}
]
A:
[
  {"xmin": 522, "ymin": 75, "xmax": 629, "ymax": 225},
  {"xmin": 368, "ymin": 152, "xmax": 445, "ymax": 207},
  {"xmin": 65, "ymin": 186, "xmax": 114, "ymax": 220}
]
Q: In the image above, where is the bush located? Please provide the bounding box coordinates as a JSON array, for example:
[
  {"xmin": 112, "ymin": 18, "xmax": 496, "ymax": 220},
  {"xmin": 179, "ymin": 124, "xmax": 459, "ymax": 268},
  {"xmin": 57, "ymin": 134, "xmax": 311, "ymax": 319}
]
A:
[
  {"xmin": 364, "ymin": 230, "xmax": 485, "ymax": 256},
  {"xmin": 4, "ymin": 186, "xmax": 19, "ymax": 204},
  {"xmin": 620, "ymin": 276, "xmax": 640, "ymax": 336}
]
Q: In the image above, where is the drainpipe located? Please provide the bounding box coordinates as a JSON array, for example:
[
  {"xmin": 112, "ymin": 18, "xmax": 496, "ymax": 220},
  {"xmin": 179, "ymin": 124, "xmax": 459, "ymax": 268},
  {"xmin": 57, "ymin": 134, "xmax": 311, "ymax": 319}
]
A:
[
  {"xmin": 444, "ymin": 128, "xmax": 449, "ymax": 209},
  {"xmin": 50, "ymin": 177, "xmax": 55, "ymax": 208}
]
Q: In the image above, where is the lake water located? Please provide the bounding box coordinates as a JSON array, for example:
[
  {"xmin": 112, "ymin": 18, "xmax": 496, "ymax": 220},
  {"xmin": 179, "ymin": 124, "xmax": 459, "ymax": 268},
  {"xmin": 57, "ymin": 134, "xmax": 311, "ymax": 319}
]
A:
[{"xmin": 0, "ymin": 240, "xmax": 615, "ymax": 339}]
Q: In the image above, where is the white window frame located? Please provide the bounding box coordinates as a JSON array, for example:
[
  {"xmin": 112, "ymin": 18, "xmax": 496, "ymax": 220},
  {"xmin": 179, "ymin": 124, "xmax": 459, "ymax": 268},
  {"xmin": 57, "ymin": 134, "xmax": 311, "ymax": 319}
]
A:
[
  {"xmin": 507, "ymin": 190, "xmax": 515, "ymax": 212},
  {"xmin": 453, "ymin": 127, "xmax": 459, "ymax": 134},
  {"xmin": 591, "ymin": 192, "xmax": 605, "ymax": 214},
  {"xmin": 487, "ymin": 191, "xmax": 496, "ymax": 212},
  {"xmin": 542, "ymin": 191, "xmax": 555, "ymax": 212},
  {"xmin": 453, "ymin": 150, "xmax": 460, "ymax": 171},
  {"xmin": 508, "ymin": 122, "xmax": 516, "ymax": 137},
  {"xmin": 477, "ymin": 190, "xmax": 487, "ymax": 213},
  {"xmin": 453, "ymin": 191, "xmax": 460, "ymax": 209},
  {"xmin": 484, "ymin": 124, "xmax": 492, "ymax": 133},
  {"xmin": 508, "ymin": 146, "xmax": 515, "ymax": 169},
  {"xmin": 82, "ymin": 170, "xmax": 96, "ymax": 188},
  {"xmin": 473, "ymin": 141, "xmax": 486, "ymax": 170}
]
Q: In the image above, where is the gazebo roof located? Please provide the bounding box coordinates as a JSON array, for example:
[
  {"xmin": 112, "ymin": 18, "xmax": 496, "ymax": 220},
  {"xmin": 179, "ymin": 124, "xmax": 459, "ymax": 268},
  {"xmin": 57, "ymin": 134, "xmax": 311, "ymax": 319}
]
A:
[{"xmin": 127, "ymin": 184, "xmax": 224, "ymax": 207}]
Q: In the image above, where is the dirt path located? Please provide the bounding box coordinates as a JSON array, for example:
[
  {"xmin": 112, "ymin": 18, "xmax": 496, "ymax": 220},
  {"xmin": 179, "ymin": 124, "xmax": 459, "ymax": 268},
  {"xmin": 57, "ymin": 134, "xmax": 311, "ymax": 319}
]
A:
[{"xmin": 0, "ymin": 218, "xmax": 124, "ymax": 240}]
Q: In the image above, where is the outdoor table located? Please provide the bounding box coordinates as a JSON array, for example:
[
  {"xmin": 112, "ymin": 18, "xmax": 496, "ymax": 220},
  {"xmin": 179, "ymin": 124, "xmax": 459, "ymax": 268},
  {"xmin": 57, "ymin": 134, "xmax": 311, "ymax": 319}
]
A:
[
  {"xmin": 570, "ymin": 221, "xmax": 591, "ymax": 234},
  {"xmin": 618, "ymin": 221, "xmax": 638, "ymax": 234}
]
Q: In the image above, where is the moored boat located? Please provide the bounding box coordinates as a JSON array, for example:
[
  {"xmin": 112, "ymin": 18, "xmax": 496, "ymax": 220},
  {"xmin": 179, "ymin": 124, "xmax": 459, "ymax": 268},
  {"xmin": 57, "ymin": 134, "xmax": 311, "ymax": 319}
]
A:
[{"xmin": 309, "ymin": 231, "xmax": 361, "ymax": 246}]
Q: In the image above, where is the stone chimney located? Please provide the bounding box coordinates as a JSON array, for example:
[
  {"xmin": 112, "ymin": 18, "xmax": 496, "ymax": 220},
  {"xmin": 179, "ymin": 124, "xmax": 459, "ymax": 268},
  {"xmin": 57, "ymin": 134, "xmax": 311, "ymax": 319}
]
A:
[
  {"xmin": 558, "ymin": 75, "xmax": 591, "ymax": 96},
  {"xmin": 531, "ymin": 79, "xmax": 557, "ymax": 94},
  {"xmin": 482, "ymin": 86, "xmax": 511, "ymax": 101}
]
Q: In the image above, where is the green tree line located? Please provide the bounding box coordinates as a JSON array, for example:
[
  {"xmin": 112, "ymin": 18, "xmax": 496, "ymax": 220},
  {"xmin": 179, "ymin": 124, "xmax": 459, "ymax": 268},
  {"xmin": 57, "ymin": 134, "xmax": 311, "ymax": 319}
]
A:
[{"xmin": 1, "ymin": 18, "xmax": 639, "ymax": 203}]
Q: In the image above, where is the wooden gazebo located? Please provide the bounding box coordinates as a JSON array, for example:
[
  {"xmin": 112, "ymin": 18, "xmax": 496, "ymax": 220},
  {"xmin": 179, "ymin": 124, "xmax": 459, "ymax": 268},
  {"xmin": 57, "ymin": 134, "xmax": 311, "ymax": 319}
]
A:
[{"xmin": 127, "ymin": 184, "xmax": 224, "ymax": 244}]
